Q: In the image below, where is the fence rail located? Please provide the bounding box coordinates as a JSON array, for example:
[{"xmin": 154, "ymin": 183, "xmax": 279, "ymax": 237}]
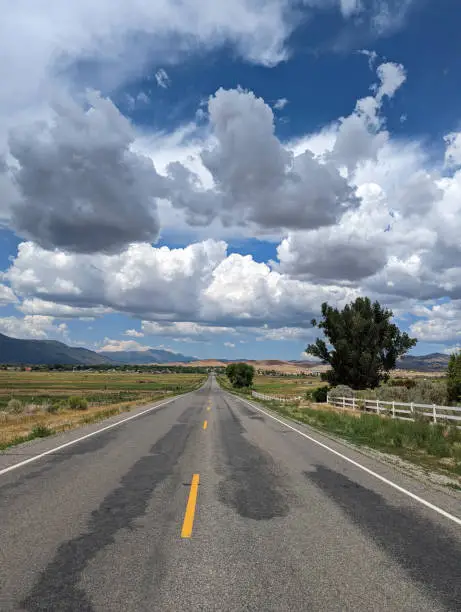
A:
[
  {"xmin": 327, "ymin": 395, "xmax": 461, "ymax": 425},
  {"xmin": 251, "ymin": 391, "xmax": 302, "ymax": 403}
]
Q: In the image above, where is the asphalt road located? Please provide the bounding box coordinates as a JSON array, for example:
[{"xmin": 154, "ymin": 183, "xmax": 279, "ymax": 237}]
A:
[{"xmin": 1, "ymin": 376, "xmax": 460, "ymax": 611}]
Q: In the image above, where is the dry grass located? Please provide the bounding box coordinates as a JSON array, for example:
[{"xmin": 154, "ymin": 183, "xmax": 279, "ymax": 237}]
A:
[
  {"xmin": 0, "ymin": 396, "xmax": 160, "ymax": 448},
  {"xmin": 0, "ymin": 371, "xmax": 205, "ymax": 450}
]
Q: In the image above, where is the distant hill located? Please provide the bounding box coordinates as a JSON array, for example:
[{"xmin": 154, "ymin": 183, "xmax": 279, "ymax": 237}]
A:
[
  {"xmin": 396, "ymin": 353, "xmax": 449, "ymax": 372},
  {"xmin": 98, "ymin": 349, "xmax": 196, "ymax": 364},
  {"xmin": 0, "ymin": 331, "xmax": 450, "ymax": 371},
  {"xmin": 0, "ymin": 333, "xmax": 112, "ymax": 365}
]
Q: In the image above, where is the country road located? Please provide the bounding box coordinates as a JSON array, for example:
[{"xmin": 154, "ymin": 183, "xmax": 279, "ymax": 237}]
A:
[{"xmin": 1, "ymin": 376, "xmax": 460, "ymax": 611}]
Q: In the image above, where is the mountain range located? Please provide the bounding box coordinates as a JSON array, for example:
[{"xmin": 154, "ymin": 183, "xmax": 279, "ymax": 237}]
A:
[
  {"xmin": 0, "ymin": 333, "xmax": 113, "ymax": 365},
  {"xmin": 0, "ymin": 332, "xmax": 452, "ymax": 371},
  {"xmin": 396, "ymin": 353, "xmax": 450, "ymax": 372},
  {"xmin": 0, "ymin": 333, "xmax": 194, "ymax": 365}
]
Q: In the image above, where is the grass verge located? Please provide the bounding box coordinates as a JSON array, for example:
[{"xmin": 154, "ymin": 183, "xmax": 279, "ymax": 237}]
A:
[{"xmin": 217, "ymin": 377, "xmax": 461, "ymax": 479}]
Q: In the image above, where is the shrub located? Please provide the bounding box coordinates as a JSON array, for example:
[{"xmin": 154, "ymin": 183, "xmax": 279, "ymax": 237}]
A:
[
  {"xmin": 43, "ymin": 402, "xmax": 60, "ymax": 414},
  {"xmin": 312, "ymin": 386, "xmax": 328, "ymax": 403},
  {"xmin": 6, "ymin": 398, "xmax": 24, "ymax": 414},
  {"xmin": 67, "ymin": 396, "xmax": 89, "ymax": 411},
  {"xmin": 376, "ymin": 379, "xmax": 448, "ymax": 406},
  {"xmin": 328, "ymin": 385, "xmax": 354, "ymax": 401},
  {"xmin": 408, "ymin": 379, "xmax": 448, "ymax": 405},
  {"xmin": 376, "ymin": 385, "xmax": 410, "ymax": 402},
  {"xmin": 391, "ymin": 378, "xmax": 417, "ymax": 389},
  {"xmin": 30, "ymin": 424, "xmax": 53, "ymax": 438}
]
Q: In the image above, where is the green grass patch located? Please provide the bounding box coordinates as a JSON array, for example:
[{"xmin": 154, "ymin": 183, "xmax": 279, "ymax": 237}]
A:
[{"xmin": 282, "ymin": 404, "xmax": 461, "ymax": 475}]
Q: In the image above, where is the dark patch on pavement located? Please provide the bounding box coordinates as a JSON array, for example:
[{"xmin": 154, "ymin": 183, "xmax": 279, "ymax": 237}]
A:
[
  {"xmin": 21, "ymin": 404, "xmax": 200, "ymax": 612},
  {"xmin": 0, "ymin": 398, "xmax": 181, "ymax": 498},
  {"xmin": 305, "ymin": 465, "xmax": 461, "ymax": 610},
  {"xmin": 216, "ymin": 398, "xmax": 290, "ymax": 520},
  {"xmin": 239, "ymin": 403, "xmax": 265, "ymax": 421}
]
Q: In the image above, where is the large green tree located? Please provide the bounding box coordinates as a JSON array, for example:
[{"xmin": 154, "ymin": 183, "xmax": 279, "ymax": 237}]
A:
[
  {"xmin": 306, "ymin": 297, "xmax": 417, "ymax": 389},
  {"xmin": 447, "ymin": 352, "xmax": 461, "ymax": 404},
  {"xmin": 226, "ymin": 363, "xmax": 255, "ymax": 388}
]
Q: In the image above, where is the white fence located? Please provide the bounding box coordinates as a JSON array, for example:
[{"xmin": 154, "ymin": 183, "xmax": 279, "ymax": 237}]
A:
[
  {"xmin": 252, "ymin": 391, "xmax": 302, "ymax": 403},
  {"xmin": 327, "ymin": 395, "xmax": 461, "ymax": 425}
]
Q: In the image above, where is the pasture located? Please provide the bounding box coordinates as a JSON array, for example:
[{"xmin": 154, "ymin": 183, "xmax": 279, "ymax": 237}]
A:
[{"xmin": 0, "ymin": 370, "xmax": 206, "ymax": 449}]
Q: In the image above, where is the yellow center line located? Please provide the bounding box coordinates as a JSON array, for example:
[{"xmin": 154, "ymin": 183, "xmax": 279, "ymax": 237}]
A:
[
  {"xmin": 181, "ymin": 473, "xmax": 200, "ymax": 538},
  {"xmin": 203, "ymin": 419, "xmax": 208, "ymax": 430}
]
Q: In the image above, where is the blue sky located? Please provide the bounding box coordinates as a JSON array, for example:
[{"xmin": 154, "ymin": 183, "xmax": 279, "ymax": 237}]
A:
[{"xmin": 1, "ymin": 0, "xmax": 461, "ymax": 360}]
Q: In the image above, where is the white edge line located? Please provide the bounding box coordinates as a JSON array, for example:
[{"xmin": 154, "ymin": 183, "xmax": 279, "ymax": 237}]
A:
[
  {"xmin": 0, "ymin": 392, "xmax": 191, "ymax": 477},
  {"xmin": 233, "ymin": 392, "xmax": 461, "ymax": 528}
]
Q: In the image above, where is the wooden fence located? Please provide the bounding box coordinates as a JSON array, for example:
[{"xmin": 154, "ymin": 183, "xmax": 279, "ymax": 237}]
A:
[{"xmin": 327, "ymin": 395, "xmax": 461, "ymax": 425}]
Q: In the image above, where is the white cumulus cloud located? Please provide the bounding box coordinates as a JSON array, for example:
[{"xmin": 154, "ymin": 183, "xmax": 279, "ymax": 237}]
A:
[
  {"xmin": 124, "ymin": 329, "xmax": 145, "ymax": 338},
  {"xmin": 0, "ymin": 315, "xmax": 67, "ymax": 340},
  {"xmin": 0, "ymin": 284, "xmax": 17, "ymax": 306},
  {"xmin": 99, "ymin": 339, "xmax": 150, "ymax": 352}
]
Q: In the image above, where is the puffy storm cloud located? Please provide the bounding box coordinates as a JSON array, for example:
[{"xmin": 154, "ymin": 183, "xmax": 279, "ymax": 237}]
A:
[
  {"xmin": 162, "ymin": 62, "xmax": 406, "ymax": 237},
  {"xmin": 276, "ymin": 60, "xmax": 461, "ymax": 302},
  {"xmin": 6, "ymin": 240, "xmax": 227, "ymax": 321},
  {"xmin": 277, "ymin": 183, "xmax": 391, "ymax": 281},
  {"xmin": 6, "ymin": 240, "xmax": 358, "ymax": 329},
  {"xmin": 8, "ymin": 93, "xmax": 168, "ymax": 253},
  {"xmin": 167, "ymin": 88, "xmax": 358, "ymax": 231},
  {"xmin": 201, "ymin": 252, "xmax": 359, "ymax": 324}
]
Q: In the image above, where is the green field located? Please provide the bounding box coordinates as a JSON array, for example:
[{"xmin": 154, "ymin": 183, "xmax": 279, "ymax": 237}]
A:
[
  {"xmin": 251, "ymin": 374, "xmax": 326, "ymax": 398},
  {"xmin": 0, "ymin": 371, "xmax": 204, "ymax": 408}
]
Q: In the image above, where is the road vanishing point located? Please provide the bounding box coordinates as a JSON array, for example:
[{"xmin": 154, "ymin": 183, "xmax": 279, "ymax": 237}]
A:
[{"xmin": 1, "ymin": 376, "xmax": 460, "ymax": 611}]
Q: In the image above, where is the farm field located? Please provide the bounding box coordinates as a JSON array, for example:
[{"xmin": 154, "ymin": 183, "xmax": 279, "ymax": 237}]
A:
[
  {"xmin": 0, "ymin": 371, "xmax": 206, "ymax": 449},
  {"xmin": 251, "ymin": 374, "xmax": 327, "ymax": 398}
]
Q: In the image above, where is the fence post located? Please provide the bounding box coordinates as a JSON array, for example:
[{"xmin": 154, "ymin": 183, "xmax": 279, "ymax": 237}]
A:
[
  {"xmin": 392, "ymin": 401, "xmax": 395, "ymax": 419},
  {"xmin": 327, "ymin": 393, "xmax": 330, "ymax": 404},
  {"xmin": 352, "ymin": 396, "xmax": 356, "ymax": 411},
  {"xmin": 342, "ymin": 397, "xmax": 345, "ymax": 410},
  {"xmin": 377, "ymin": 399, "xmax": 380, "ymax": 415},
  {"xmin": 410, "ymin": 402, "xmax": 414, "ymax": 421},
  {"xmin": 433, "ymin": 404, "xmax": 437, "ymax": 424}
]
